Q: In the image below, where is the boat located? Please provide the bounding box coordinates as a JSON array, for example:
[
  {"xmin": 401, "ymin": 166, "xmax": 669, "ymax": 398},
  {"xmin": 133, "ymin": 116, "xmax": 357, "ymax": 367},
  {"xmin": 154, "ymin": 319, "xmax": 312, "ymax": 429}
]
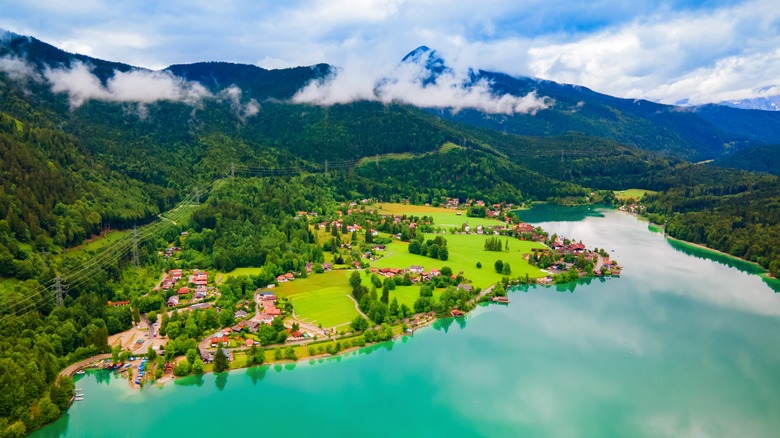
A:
[
  {"xmin": 75, "ymin": 370, "xmax": 85, "ymax": 375},
  {"xmin": 74, "ymin": 397, "xmax": 84, "ymax": 401}
]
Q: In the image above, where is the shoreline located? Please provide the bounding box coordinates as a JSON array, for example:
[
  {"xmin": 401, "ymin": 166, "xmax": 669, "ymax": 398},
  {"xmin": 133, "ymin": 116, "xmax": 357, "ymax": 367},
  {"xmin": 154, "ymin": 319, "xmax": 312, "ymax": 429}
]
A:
[{"xmin": 619, "ymin": 210, "xmax": 776, "ymax": 282}]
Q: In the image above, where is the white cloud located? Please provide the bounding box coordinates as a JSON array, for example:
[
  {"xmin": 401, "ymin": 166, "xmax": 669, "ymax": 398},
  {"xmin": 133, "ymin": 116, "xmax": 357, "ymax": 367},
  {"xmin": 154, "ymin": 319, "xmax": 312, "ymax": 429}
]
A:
[
  {"xmin": 218, "ymin": 85, "xmax": 260, "ymax": 121},
  {"xmin": 293, "ymin": 53, "xmax": 551, "ymax": 115},
  {"xmin": 44, "ymin": 61, "xmax": 212, "ymax": 108},
  {"xmin": 0, "ymin": 55, "xmax": 41, "ymax": 82},
  {"xmin": 526, "ymin": 0, "xmax": 780, "ymax": 104}
]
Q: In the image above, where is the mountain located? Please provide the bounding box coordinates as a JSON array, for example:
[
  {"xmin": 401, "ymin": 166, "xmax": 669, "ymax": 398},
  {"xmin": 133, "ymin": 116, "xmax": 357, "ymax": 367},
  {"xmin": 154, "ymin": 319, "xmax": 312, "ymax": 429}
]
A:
[{"xmin": 719, "ymin": 95, "xmax": 780, "ymax": 111}]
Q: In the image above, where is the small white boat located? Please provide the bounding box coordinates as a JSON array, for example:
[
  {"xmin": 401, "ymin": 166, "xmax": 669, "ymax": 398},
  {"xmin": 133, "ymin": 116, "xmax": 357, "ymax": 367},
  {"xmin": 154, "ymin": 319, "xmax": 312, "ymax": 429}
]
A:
[
  {"xmin": 74, "ymin": 397, "xmax": 84, "ymax": 401},
  {"xmin": 75, "ymin": 370, "xmax": 85, "ymax": 375}
]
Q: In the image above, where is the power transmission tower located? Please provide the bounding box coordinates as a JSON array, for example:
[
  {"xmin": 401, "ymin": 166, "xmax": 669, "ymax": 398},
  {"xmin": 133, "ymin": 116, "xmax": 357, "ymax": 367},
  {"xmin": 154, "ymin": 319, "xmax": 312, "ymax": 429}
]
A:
[
  {"xmin": 324, "ymin": 160, "xmax": 328, "ymax": 173},
  {"xmin": 54, "ymin": 276, "xmax": 67, "ymax": 307},
  {"xmin": 230, "ymin": 162, "xmax": 235, "ymax": 179},
  {"xmin": 194, "ymin": 187, "xmax": 201, "ymax": 205},
  {"xmin": 132, "ymin": 225, "xmax": 140, "ymax": 268}
]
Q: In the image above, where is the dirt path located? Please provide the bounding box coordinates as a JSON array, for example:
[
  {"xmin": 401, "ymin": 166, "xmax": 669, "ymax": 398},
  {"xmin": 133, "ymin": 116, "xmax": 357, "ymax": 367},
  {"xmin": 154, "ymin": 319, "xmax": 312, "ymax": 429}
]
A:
[{"xmin": 345, "ymin": 294, "xmax": 369, "ymax": 320}]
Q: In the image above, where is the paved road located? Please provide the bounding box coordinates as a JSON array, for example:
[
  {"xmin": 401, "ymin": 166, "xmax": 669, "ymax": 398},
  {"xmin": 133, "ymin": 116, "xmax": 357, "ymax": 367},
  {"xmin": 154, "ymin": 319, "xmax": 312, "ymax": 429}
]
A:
[{"xmin": 58, "ymin": 353, "xmax": 112, "ymax": 380}]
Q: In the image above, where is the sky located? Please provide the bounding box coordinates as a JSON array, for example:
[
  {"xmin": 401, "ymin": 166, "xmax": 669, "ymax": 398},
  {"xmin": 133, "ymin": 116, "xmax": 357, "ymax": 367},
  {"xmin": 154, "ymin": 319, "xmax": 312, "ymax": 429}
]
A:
[{"xmin": 1, "ymin": 0, "xmax": 779, "ymax": 105}]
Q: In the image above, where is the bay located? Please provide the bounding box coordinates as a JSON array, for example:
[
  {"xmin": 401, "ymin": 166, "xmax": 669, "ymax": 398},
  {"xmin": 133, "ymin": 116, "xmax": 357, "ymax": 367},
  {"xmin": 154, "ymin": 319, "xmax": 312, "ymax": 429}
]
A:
[{"xmin": 34, "ymin": 207, "xmax": 780, "ymax": 437}]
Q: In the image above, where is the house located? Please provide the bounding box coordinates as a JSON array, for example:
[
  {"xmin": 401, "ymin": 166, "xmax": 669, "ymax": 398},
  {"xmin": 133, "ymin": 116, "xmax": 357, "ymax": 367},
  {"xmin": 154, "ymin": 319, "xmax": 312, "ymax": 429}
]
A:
[
  {"xmin": 374, "ymin": 245, "xmax": 386, "ymax": 251},
  {"xmin": 322, "ymin": 263, "xmax": 332, "ymax": 271},
  {"xmin": 245, "ymin": 338, "xmax": 255, "ymax": 347},
  {"xmin": 107, "ymin": 300, "xmax": 130, "ymax": 307},
  {"xmin": 234, "ymin": 310, "xmax": 248, "ymax": 319},
  {"xmin": 457, "ymin": 283, "xmax": 474, "ymax": 293},
  {"xmin": 232, "ymin": 322, "xmax": 246, "ymax": 332},
  {"xmin": 276, "ymin": 275, "xmax": 287, "ymax": 283},
  {"xmin": 189, "ymin": 302, "xmax": 212, "ymax": 310},
  {"xmin": 190, "ymin": 271, "xmax": 208, "ymax": 286},
  {"xmin": 410, "ymin": 265, "xmax": 424, "ymax": 274},
  {"xmin": 552, "ymin": 239, "xmax": 564, "ymax": 250},
  {"xmin": 260, "ymin": 293, "xmax": 277, "ymax": 302},
  {"xmin": 161, "ymin": 278, "xmax": 173, "ymax": 290},
  {"xmin": 451, "ymin": 309, "xmax": 464, "ymax": 317},
  {"xmin": 169, "ymin": 269, "xmax": 183, "ymax": 281},
  {"xmin": 221, "ymin": 348, "xmax": 233, "ymax": 362},
  {"xmin": 370, "ymin": 229, "xmax": 379, "ymax": 236},
  {"xmin": 516, "ymin": 223, "xmax": 535, "ymax": 233},
  {"xmin": 201, "ymin": 351, "xmax": 213, "ymax": 363},
  {"xmin": 430, "ymin": 269, "xmax": 441, "ymax": 277},
  {"xmin": 257, "ymin": 313, "xmax": 275, "ymax": 325},
  {"xmin": 265, "ymin": 306, "xmax": 281, "ymax": 317},
  {"xmin": 167, "ymin": 296, "xmax": 179, "ymax": 307},
  {"xmin": 284, "ymin": 272, "xmax": 295, "ymax": 281},
  {"xmin": 305, "ymin": 262, "xmax": 313, "ymax": 273},
  {"xmin": 177, "ymin": 287, "xmax": 190, "ymax": 295}
]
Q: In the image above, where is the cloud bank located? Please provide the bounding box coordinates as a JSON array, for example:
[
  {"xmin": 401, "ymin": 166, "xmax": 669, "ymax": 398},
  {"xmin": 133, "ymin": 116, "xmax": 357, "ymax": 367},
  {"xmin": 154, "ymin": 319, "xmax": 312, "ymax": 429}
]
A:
[
  {"xmin": 1, "ymin": 56, "xmax": 259, "ymax": 119},
  {"xmin": 43, "ymin": 62, "xmax": 211, "ymax": 108},
  {"xmin": 293, "ymin": 55, "xmax": 552, "ymax": 115}
]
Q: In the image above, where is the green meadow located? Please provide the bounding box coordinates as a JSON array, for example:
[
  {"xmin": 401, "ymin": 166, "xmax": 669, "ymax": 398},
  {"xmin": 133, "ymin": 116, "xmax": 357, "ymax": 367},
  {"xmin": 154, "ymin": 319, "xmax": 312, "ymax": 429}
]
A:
[
  {"xmin": 614, "ymin": 188, "xmax": 657, "ymax": 200},
  {"xmin": 273, "ymin": 270, "xmax": 359, "ymax": 328}
]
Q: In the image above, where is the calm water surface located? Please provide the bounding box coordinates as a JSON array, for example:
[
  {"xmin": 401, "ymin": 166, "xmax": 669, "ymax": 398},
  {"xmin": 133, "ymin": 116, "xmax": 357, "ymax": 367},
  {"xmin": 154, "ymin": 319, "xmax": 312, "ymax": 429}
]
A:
[{"xmin": 34, "ymin": 206, "xmax": 780, "ymax": 437}]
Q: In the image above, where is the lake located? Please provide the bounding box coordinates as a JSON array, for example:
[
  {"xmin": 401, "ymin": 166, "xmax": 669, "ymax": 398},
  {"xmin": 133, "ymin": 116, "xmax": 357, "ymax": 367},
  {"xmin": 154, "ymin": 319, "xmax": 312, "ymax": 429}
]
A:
[{"xmin": 34, "ymin": 206, "xmax": 780, "ymax": 437}]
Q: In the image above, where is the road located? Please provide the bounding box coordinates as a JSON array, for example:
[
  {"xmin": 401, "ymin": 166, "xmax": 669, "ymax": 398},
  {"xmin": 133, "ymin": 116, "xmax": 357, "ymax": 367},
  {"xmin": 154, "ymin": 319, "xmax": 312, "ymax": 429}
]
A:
[{"xmin": 58, "ymin": 353, "xmax": 113, "ymax": 380}]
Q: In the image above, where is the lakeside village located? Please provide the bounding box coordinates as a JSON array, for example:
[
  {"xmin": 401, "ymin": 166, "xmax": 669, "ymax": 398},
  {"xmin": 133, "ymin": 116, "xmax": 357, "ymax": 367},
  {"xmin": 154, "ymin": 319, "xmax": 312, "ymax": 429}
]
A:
[{"xmin": 85, "ymin": 198, "xmax": 621, "ymax": 387}]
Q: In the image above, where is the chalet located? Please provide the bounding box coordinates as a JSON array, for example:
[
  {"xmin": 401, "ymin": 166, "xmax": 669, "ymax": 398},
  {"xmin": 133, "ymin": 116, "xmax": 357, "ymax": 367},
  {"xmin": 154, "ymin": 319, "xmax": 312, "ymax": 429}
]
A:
[
  {"xmin": 370, "ymin": 229, "xmax": 379, "ymax": 236},
  {"xmin": 190, "ymin": 271, "xmax": 208, "ymax": 286},
  {"xmin": 322, "ymin": 263, "xmax": 332, "ymax": 271},
  {"xmin": 284, "ymin": 272, "xmax": 295, "ymax": 281},
  {"xmin": 167, "ymin": 296, "xmax": 179, "ymax": 307},
  {"xmin": 457, "ymin": 283, "xmax": 474, "ymax": 293},
  {"xmin": 161, "ymin": 278, "xmax": 174, "ymax": 290},
  {"xmin": 516, "ymin": 223, "xmax": 535, "ymax": 233},
  {"xmin": 247, "ymin": 321, "xmax": 261, "ymax": 333},
  {"xmin": 245, "ymin": 339, "xmax": 255, "ymax": 347},
  {"xmin": 552, "ymin": 239, "xmax": 564, "ymax": 250},
  {"xmin": 477, "ymin": 225, "xmax": 484, "ymax": 234},
  {"xmin": 451, "ymin": 309, "xmax": 464, "ymax": 317},
  {"xmin": 234, "ymin": 310, "xmax": 248, "ymax": 319},
  {"xmin": 260, "ymin": 293, "xmax": 277, "ymax": 302},
  {"xmin": 189, "ymin": 302, "xmax": 212, "ymax": 310},
  {"xmin": 107, "ymin": 300, "xmax": 130, "ymax": 307},
  {"xmin": 410, "ymin": 265, "xmax": 424, "ymax": 274},
  {"xmin": 567, "ymin": 243, "xmax": 586, "ymax": 254},
  {"xmin": 210, "ymin": 334, "xmax": 229, "ymax": 347},
  {"xmin": 374, "ymin": 244, "xmax": 386, "ymax": 251},
  {"xmin": 221, "ymin": 348, "xmax": 233, "ymax": 362},
  {"xmin": 430, "ymin": 269, "xmax": 441, "ymax": 277},
  {"xmin": 193, "ymin": 290, "xmax": 207, "ymax": 300},
  {"xmin": 177, "ymin": 287, "xmax": 190, "ymax": 295},
  {"xmin": 169, "ymin": 269, "xmax": 183, "ymax": 281},
  {"xmin": 276, "ymin": 275, "xmax": 287, "ymax": 283},
  {"xmin": 305, "ymin": 262, "xmax": 313, "ymax": 273},
  {"xmin": 290, "ymin": 330, "xmax": 304, "ymax": 339},
  {"xmin": 257, "ymin": 313, "xmax": 274, "ymax": 325},
  {"xmin": 537, "ymin": 276, "xmax": 553, "ymax": 285},
  {"xmin": 201, "ymin": 351, "xmax": 212, "ymax": 363},
  {"xmin": 232, "ymin": 322, "xmax": 246, "ymax": 332},
  {"xmin": 265, "ymin": 306, "xmax": 282, "ymax": 317}
]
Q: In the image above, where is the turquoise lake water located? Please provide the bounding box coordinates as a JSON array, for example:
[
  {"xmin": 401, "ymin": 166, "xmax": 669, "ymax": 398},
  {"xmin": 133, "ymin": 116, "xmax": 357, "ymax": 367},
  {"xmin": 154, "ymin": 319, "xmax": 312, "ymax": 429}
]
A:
[{"xmin": 34, "ymin": 206, "xmax": 780, "ymax": 437}]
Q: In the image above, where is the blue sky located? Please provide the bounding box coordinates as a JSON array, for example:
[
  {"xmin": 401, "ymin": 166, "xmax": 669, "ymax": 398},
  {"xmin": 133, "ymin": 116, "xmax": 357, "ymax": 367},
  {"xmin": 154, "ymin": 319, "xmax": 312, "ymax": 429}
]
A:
[{"xmin": 1, "ymin": 0, "xmax": 778, "ymax": 104}]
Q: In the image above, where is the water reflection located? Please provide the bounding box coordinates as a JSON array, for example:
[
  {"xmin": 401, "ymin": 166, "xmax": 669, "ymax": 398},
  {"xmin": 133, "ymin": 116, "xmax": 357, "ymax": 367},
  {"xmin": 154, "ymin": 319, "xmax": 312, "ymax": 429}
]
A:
[
  {"xmin": 245, "ymin": 366, "xmax": 268, "ymax": 385},
  {"xmin": 215, "ymin": 373, "xmax": 227, "ymax": 391},
  {"xmin": 174, "ymin": 374, "xmax": 205, "ymax": 387}
]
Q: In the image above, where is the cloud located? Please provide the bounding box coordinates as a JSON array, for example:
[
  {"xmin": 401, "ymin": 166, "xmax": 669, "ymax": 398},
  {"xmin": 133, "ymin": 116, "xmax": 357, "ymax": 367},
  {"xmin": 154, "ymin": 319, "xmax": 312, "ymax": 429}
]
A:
[
  {"xmin": 0, "ymin": 55, "xmax": 41, "ymax": 82},
  {"xmin": 526, "ymin": 0, "xmax": 780, "ymax": 104},
  {"xmin": 43, "ymin": 61, "xmax": 212, "ymax": 108},
  {"xmin": 218, "ymin": 85, "xmax": 260, "ymax": 121},
  {"xmin": 293, "ymin": 54, "xmax": 552, "ymax": 115}
]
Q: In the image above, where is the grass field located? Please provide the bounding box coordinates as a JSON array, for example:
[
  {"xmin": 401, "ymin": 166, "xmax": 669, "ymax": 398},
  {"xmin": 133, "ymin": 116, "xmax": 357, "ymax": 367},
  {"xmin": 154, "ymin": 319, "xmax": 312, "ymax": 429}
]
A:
[
  {"xmin": 221, "ymin": 267, "xmax": 264, "ymax": 282},
  {"xmin": 357, "ymin": 272, "xmax": 442, "ymax": 308},
  {"xmin": 614, "ymin": 189, "xmax": 657, "ymax": 200},
  {"xmin": 375, "ymin": 203, "xmax": 501, "ymax": 229},
  {"xmin": 273, "ymin": 271, "xmax": 359, "ymax": 328},
  {"xmin": 370, "ymin": 233, "xmax": 547, "ymax": 289}
]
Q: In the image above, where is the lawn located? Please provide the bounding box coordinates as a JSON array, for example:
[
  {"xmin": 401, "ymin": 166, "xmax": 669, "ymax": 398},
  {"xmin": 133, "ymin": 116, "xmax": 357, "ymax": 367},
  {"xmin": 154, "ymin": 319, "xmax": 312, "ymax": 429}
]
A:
[
  {"xmin": 375, "ymin": 203, "xmax": 501, "ymax": 229},
  {"xmin": 220, "ymin": 267, "xmax": 264, "ymax": 282},
  {"xmin": 357, "ymin": 272, "xmax": 441, "ymax": 308},
  {"xmin": 370, "ymin": 233, "xmax": 547, "ymax": 289},
  {"xmin": 614, "ymin": 188, "xmax": 657, "ymax": 200},
  {"xmin": 273, "ymin": 271, "xmax": 359, "ymax": 328}
]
